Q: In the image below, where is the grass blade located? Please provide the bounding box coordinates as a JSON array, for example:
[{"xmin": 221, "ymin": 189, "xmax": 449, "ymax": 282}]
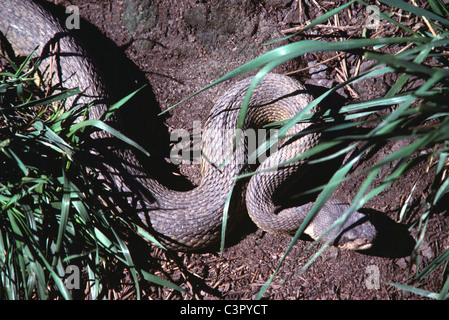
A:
[
  {"xmin": 53, "ymin": 162, "xmax": 71, "ymax": 266},
  {"xmin": 141, "ymin": 270, "xmax": 186, "ymax": 294},
  {"xmin": 385, "ymin": 281, "xmax": 448, "ymax": 299},
  {"xmin": 101, "ymin": 85, "xmax": 146, "ymax": 121},
  {"xmin": 69, "ymin": 119, "xmax": 149, "ymax": 157},
  {"xmin": 378, "ymin": 0, "xmax": 449, "ymax": 26}
]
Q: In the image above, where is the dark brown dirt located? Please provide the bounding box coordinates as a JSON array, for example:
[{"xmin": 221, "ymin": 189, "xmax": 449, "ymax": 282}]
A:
[{"xmin": 45, "ymin": 0, "xmax": 448, "ymax": 300}]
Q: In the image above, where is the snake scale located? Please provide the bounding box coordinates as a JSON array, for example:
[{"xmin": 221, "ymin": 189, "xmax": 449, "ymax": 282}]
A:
[{"xmin": 0, "ymin": 0, "xmax": 377, "ymax": 251}]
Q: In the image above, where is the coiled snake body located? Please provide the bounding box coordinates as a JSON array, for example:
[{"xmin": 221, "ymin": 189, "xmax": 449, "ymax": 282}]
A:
[{"xmin": 0, "ymin": 0, "xmax": 377, "ymax": 251}]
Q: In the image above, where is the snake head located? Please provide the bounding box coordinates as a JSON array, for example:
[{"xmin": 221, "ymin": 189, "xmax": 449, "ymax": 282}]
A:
[
  {"xmin": 305, "ymin": 201, "xmax": 378, "ymax": 251},
  {"xmin": 332, "ymin": 210, "xmax": 378, "ymax": 250}
]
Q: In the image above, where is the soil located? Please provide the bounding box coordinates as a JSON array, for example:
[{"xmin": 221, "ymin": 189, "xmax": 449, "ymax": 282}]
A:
[{"xmin": 43, "ymin": 0, "xmax": 448, "ymax": 300}]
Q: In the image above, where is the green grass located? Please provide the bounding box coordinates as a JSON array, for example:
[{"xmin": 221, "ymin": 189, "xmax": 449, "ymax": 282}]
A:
[
  {"xmin": 174, "ymin": 0, "xmax": 449, "ymax": 299},
  {"xmin": 0, "ymin": 50, "xmax": 183, "ymax": 299}
]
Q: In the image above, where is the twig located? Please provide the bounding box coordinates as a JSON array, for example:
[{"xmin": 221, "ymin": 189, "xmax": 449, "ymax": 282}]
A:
[
  {"xmin": 284, "ymin": 52, "xmax": 345, "ymax": 76},
  {"xmin": 281, "ymin": 24, "xmax": 359, "ymax": 35},
  {"xmin": 336, "ymin": 72, "xmax": 359, "ymax": 99},
  {"xmin": 411, "ymin": 0, "xmax": 437, "ymax": 37}
]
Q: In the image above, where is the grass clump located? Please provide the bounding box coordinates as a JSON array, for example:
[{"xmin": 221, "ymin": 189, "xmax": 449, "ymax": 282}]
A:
[
  {"xmin": 0, "ymin": 50, "xmax": 125, "ymax": 299},
  {"xmin": 261, "ymin": 0, "xmax": 449, "ymax": 300},
  {"xmin": 0, "ymin": 50, "xmax": 181, "ymax": 299},
  {"xmin": 175, "ymin": 0, "xmax": 449, "ymax": 299}
]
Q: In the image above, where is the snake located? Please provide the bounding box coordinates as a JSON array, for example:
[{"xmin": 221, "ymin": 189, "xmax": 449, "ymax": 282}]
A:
[{"xmin": 0, "ymin": 0, "xmax": 377, "ymax": 251}]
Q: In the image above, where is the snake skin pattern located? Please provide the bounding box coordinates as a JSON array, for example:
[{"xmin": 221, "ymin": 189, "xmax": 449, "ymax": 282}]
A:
[{"xmin": 0, "ymin": 0, "xmax": 377, "ymax": 251}]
